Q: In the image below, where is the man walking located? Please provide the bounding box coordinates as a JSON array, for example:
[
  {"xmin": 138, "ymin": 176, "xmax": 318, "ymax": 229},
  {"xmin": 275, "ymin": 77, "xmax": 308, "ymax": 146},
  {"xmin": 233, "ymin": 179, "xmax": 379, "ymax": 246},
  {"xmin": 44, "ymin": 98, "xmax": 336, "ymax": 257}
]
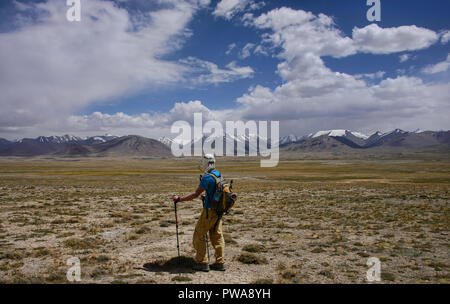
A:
[{"xmin": 172, "ymin": 154, "xmax": 225, "ymax": 272}]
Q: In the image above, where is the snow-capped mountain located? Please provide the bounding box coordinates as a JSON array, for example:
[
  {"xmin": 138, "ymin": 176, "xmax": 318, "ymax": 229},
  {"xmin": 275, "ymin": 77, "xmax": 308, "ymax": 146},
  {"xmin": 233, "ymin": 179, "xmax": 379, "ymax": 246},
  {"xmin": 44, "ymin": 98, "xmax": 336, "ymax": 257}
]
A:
[
  {"xmin": 279, "ymin": 134, "xmax": 304, "ymax": 146},
  {"xmin": 284, "ymin": 128, "xmax": 450, "ymax": 150},
  {"xmin": 365, "ymin": 131, "xmax": 384, "ymax": 146},
  {"xmin": 158, "ymin": 136, "xmax": 174, "ymax": 147},
  {"xmin": 159, "ymin": 133, "xmax": 268, "ymax": 155},
  {"xmin": 81, "ymin": 134, "xmax": 118, "ymax": 145},
  {"xmin": 35, "ymin": 135, "xmax": 85, "ymax": 144},
  {"xmin": 309, "ymin": 129, "xmax": 369, "ymax": 140},
  {"xmin": 303, "ymin": 129, "xmax": 369, "ymax": 147},
  {"xmin": 158, "ymin": 136, "xmax": 192, "ymax": 147},
  {"xmin": 158, "ymin": 129, "xmax": 411, "ymax": 150},
  {"xmin": 12, "ymin": 134, "xmax": 119, "ymax": 145},
  {"xmin": 196, "ymin": 133, "xmax": 262, "ymax": 153},
  {"xmin": 0, "ymin": 134, "xmax": 166, "ymax": 157},
  {"xmin": 365, "ymin": 129, "xmax": 408, "ymax": 148},
  {"xmin": 1, "ymin": 128, "xmax": 449, "ymax": 157}
]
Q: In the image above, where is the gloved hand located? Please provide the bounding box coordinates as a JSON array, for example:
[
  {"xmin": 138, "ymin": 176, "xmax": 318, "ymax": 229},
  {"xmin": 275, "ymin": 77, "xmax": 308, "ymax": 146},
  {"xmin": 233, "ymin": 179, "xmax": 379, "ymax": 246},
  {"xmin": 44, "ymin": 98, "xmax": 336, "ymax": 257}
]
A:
[{"xmin": 172, "ymin": 195, "xmax": 180, "ymax": 203}]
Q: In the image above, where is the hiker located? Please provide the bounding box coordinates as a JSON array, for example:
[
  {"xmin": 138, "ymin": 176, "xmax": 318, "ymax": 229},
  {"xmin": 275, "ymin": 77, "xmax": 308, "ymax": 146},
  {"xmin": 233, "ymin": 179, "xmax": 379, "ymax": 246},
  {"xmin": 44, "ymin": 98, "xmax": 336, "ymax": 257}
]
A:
[{"xmin": 172, "ymin": 154, "xmax": 225, "ymax": 272}]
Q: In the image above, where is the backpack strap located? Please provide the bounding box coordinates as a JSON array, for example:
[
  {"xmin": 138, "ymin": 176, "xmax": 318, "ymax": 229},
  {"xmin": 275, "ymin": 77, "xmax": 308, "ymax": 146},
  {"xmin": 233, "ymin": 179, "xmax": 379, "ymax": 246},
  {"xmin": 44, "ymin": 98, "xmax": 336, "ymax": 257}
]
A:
[
  {"xmin": 206, "ymin": 172, "xmax": 223, "ymax": 185},
  {"xmin": 205, "ymin": 172, "xmax": 224, "ymax": 208},
  {"xmin": 205, "ymin": 171, "xmax": 225, "ymax": 231}
]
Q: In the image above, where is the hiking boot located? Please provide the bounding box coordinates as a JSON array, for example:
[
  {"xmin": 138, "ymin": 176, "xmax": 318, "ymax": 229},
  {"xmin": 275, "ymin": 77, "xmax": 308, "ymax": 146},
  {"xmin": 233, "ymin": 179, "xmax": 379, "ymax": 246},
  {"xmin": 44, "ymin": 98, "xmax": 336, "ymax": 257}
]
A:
[
  {"xmin": 210, "ymin": 263, "xmax": 226, "ymax": 271},
  {"xmin": 192, "ymin": 263, "xmax": 210, "ymax": 272}
]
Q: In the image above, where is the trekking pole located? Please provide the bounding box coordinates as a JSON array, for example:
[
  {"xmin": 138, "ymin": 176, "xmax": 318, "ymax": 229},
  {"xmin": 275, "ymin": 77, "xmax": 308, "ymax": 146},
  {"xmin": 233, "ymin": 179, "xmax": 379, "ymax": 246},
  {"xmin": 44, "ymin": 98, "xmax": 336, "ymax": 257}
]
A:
[
  {"xmin": 174, "ymin": 198, "xmax": 180, "ymax": 258},
  {"xmin": 205, "ymin": 232, "xmax": 210, "ymax": 264}
]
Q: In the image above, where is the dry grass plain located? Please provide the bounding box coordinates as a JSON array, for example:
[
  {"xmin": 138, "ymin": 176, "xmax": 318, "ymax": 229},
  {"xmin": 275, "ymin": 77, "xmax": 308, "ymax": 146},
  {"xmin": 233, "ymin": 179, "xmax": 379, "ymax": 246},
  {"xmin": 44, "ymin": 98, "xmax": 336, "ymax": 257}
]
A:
[{"xmin": 0, "ymin": 157, "xmax": 448, "ymax": 284}]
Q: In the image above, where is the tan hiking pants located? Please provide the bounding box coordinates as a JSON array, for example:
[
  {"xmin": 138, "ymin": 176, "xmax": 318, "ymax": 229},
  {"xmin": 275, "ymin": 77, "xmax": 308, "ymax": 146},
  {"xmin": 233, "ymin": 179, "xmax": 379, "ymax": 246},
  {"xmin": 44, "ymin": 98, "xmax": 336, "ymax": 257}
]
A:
[{"xmin": 193, "ymin": 209, "xmax": 225, "ymax": 264}]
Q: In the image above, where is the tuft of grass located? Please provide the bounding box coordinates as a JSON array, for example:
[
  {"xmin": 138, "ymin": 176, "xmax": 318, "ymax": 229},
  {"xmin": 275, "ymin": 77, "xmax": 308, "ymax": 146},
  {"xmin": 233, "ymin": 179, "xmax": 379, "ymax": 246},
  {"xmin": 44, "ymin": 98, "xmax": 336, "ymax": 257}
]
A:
[
  {"xmin": 281, "ymin": 271, "xmax": 296, "ymax": 280},
  {"xmin": 171, "ymin": 275, "xmax": 192, "ymax": 282},
  {"xmin": 91, "ymin": 268, "xmax": 107, "ymax": 279},
  {"xmin": 381, "ymin": 272, "xmax": 396, "ymax": 282},
  {"xmin": 319, "ymin": 270, "xmax": 334, "ymax": 279},
  {"xmin": 237, "ymin": 253, "xmax": 268, "ymax": 265},
  {"xmin": 46, "ymin": 272, "xmax": 65, "ymax": 282},
  {"xmin": 135, "ymin": 226, "xmax": 150, "ymax": 234},
  {"xmin": 127, "ymin": 233, "xmax": 139, "ymax": 241},
  {"xmin": 63, "ymin": 238, "xmax": 100, "ymax": 250},
  {"xmin": 311, "ymin": 247, "xmax": 325, "ymax": 253},
  {"xmin": 97, "ymin": 255, "xmax": 109, "ymax": 262},
  {"xmin": 242, "ymin": 244, "xmax": 265, "ymax": 253}
]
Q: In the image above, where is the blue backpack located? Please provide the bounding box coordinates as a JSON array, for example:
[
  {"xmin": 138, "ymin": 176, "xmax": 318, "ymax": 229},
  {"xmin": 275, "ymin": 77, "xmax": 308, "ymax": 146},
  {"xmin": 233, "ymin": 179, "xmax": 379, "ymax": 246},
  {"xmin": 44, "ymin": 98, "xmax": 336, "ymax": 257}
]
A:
[{"xmin": 205, "ymin": 172, "xmax": 237, "ymax": 216}]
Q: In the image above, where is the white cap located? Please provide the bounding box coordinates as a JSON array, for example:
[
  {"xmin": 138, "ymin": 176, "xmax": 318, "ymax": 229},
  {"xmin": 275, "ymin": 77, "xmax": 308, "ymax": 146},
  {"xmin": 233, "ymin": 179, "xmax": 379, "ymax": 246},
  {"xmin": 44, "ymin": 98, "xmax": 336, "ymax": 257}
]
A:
[{"xmin": 202, "ymin": 154, "xmax": 215, "ymax": 172}]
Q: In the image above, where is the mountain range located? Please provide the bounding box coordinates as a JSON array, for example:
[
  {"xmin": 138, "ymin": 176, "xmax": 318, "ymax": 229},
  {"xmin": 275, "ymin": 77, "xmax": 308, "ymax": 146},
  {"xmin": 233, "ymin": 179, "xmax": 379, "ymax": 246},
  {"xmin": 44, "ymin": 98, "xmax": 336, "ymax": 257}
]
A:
[
  {"xmin": 0, "ymin": 129, "xmax": 448, "ymax": 157},
  {"xmin": 0, "ymin": 135, "xmax": 170, "ymax": 157},
  {"xmin": 279, "ymin": 129, "xmax": 450, "ymax": 151}
]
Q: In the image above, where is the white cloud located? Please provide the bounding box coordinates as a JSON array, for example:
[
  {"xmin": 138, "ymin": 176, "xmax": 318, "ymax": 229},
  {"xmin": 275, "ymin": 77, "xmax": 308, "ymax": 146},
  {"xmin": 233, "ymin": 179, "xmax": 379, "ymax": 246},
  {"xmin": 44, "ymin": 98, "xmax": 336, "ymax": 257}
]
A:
[
  {"xmin": 179, "ymin": 57, "xmax": 254, "ymax": 84},
  {"xmin": 213, "ymin": 0, "xmax": 264, "ymax": 20},
  {"xmin": 253, "ymin": 44, "xmax": 269, "ymax": 56},
  {"xmin": 247, "ymin": 9, "xmax": 439, "ymax": 60},
  {"xmin": 399, "ymin": 54, "xmax": 411, "ymax": 63},
  {"xmin": 0, "ymin": 0, "xmax": 249, "ymax": 135},
  {"xmin": 353, "ymin": 24, "xmax": 439, "ymax": 54},
  {"xmin": 355, "ymin": 71, "xmax": 386, "ymax": 80},
  {"xmin": 252, "ymin": 8, "xmax": 357, "ymax": 59},
  {"xmin": 225, "ymin": 42, "xmax": 236, "ymax": 55},
  {"xmin": 248, "ymin": 1, "xmax": 265, "ymax": 11},
  {"xmin": 213, "ymin": 0, "xmax": 250, "ymax": 20},
  {"xmin": 441, "ymin": 30, "xmax": 450, "ymax": 44},
  {"xmin": 239, "ymin": 43, "xmax": 255, "ymax": 59},
  {"xmin": 234, "ymin": 8, "xmax": 450, "ymax": 134},
  {"xmin": 63, "ymin": 100, "xmax": 229, "ymax": 138},
  {"xmin": 422, "ymin": 54, "xmax": 450, "ymax": 74},
  {"xmin": 67, "ymin": 100, "xmax": 214, "ymax": 130}
]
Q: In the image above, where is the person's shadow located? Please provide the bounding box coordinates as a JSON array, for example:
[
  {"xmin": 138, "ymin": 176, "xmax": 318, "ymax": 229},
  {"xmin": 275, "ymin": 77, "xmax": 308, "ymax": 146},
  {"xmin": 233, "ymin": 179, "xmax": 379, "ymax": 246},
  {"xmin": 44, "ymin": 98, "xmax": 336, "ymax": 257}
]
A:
[{"xmin": 138, "ymin": 256, "xmax": 196, "ymax": 274}]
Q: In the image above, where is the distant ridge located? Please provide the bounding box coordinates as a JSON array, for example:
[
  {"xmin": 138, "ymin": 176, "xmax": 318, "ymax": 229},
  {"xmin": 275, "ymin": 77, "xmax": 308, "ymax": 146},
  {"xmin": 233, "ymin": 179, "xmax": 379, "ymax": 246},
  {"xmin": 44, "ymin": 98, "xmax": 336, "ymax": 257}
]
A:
[
  {"xmin": 0, "ymin": 134, "xmax": 170, "ymax": 157},
  {"xmin": 281, "ymin": 129, "xmax": 450, "ymax": 152},
  {"xmin": 0, "ymin": 129, "xmax": 448, "ymax": 157},
  {"xmin": 90, "ymin": 135, "xmax": 171, "ymax": 157}
]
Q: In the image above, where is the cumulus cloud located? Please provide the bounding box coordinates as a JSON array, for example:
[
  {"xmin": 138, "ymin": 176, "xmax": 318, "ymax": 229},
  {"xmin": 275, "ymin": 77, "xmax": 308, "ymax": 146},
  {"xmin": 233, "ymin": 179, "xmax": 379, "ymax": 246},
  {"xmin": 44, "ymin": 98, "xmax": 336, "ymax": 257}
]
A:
[
  {"xmin": 247, "ymin": 9, "xmax": 440, "ymax": 59},
  {"xmin": 67, "ymin": 100, "xmax": 212, "ymax": 130},
  {"xmin": 252, "ymin": 8, "xmax": 357, "ymax": 59},
  {"xmin": 234, "ymin": 8, "xmax": 449, "ymax": 134},
  {"xmin": 422, "ymin": 54, "xmax": 450, "ymax": 74},
  {"xmin": 63, "ymin": 100, "xmax": 230, "ymax": 138},
  {"xmin": 353, "ymin": 24, "xmax": 439, "ymax": 54},
  {"xmin": 1, "ymin": 0, "xmax": 262, "ymax": 137}
]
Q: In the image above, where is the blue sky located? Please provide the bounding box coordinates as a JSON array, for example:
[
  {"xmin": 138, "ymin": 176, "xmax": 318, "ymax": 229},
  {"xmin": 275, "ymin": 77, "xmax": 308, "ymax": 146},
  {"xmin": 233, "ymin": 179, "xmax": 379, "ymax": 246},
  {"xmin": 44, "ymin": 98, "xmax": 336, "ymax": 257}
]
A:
[{"xmin": 0, "ymin": 0, "xmax": 449, "ymax": 139}]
